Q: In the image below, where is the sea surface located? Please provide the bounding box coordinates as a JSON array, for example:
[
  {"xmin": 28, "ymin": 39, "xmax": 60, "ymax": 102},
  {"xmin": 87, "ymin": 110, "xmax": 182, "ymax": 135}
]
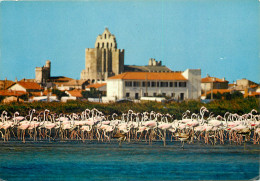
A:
[{"xmin": 0, "ymin": 140, "xmax": 259, "ymax": 181}]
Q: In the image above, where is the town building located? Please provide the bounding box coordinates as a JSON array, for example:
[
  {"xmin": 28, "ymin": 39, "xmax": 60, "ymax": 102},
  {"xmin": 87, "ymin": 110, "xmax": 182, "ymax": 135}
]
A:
[
  {"xmin": 7, "ymin": 81, "xmax": 43, "ymax": 93},
  {"xmin": 229, "ymin": 78, "xmax": 258, "ymax": 92},
  {"xmin": 81, "ymin": 28, "xmax": 124, "ymax": 83},
  {"xmin": 85, "ymin": 83, "xmax": 107, "ymax": 92},
  {"xmin": 105, "ymin": 69, "xmax": 201, "ymax": 102},
  {"xmin": 228, "ymin": 78, "xmax": 259, "ymax": 98},
  {"xmin": 55, "ymin": 79, "xmax": 89, "ymax": 91},
  {"xmin": 236, "ymin": 78, "xmax": 258, "ymax": 88},
  {"xmin": 61, "ymin": 89, "xmax": 83, "ymax": 102},
  {"xmin": 0, "ymin": 90, "xmax": 26, "ymax": 97},
  {"xmin": 201, "ymin": 75, "xmax": 229, "ymax": 94},
  {"xmin": 0, "ymin": 78, "xmax": 14, "ymax": 90}
]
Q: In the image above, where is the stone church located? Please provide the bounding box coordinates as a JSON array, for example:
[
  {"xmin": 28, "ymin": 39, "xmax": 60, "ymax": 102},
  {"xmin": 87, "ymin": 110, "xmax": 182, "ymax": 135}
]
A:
[
  {"xmin": 80, "ymin": 28, "xmax": 173, "ymax": 83},
  {"xmin": 80, "ymin": 28, "xmax": 124, "ymax": 83}
]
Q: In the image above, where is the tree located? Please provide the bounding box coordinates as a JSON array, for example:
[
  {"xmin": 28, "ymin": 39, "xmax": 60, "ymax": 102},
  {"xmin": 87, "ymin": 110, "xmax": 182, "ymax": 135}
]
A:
[
  {"xmin": 223, "ymin": 92, "xmax": 232, "ymax": 100},
  {"xmin": 231, "ymin": 91, "xmax": 243, "ymax": 99},
  {"xmin": 52, "ymin": 89, "xmax": 68, "ymax": 100},
  {"xmin": 82, "ymin": 88, "xmax": 102, "ymax": 99},
  {"xmin": 19, "ymin": 93, "xmax": 31, "ymax": 101},
  {"xmin": 206, "ymin": 92, "xmax": 222, "ymax": 99},
  {"xmin": 0, "ymin": 95, "xmax": 5, "ymax": 102}
]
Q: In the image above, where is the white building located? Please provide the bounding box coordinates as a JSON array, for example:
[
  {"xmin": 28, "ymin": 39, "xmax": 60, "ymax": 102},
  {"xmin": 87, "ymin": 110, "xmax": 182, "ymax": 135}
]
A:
[{"xmin": 105, "ymin": 69, "xmax": 201, "ymax": 101}]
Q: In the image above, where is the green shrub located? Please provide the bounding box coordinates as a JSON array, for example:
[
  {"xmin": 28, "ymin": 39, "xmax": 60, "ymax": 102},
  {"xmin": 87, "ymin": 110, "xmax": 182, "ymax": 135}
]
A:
[{"xmin": 0, "ymin": 98, "xmax": 258, "ymax": 118}]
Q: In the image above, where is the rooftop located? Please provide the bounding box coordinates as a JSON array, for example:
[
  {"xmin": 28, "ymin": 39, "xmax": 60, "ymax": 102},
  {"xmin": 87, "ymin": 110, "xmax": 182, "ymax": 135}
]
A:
[
  {"xmin": 0, "ymin": 90, "xmax": 27, "ymax": 96},
  {"xmin": 201, "ymin": 77, "xmax": 228, "ymax": 83},
  {"xmin": 9, "ymin": 82, "xmax": 43, "ymax": 90},
  {"xmin": 124, "ymin": 65, "xmax": 172, "ymax": 73},
  {"xmin": 202, "ymin": 89, "xmax": 232, "ymax": 97},
  {"xmin": 86, "ymin": 83, "xmax": 107, "ymax": 89},
  {"xmin": 108, "ymin": 72, "xmax": 187, "ymax": 81},
  {"xmin": 62, "ymin": 79, "xmax": 89, "ymax": 86},
  {"xmin": 0, "ymin": 80, "xmax": 15, "ymax": 89},
  {"xmin": 48, "ymin": 76, "xmax": 74, "ymax": 82},
  {"xmin": 66, "ymin": 89, "xmax": 83, "ymax": 97}
]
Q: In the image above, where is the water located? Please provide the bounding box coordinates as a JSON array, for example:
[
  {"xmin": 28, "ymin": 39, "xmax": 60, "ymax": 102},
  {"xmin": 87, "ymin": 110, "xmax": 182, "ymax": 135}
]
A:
[{"xmin": 0, "ymin": 141, "xmax": 259, "ymax": 180}]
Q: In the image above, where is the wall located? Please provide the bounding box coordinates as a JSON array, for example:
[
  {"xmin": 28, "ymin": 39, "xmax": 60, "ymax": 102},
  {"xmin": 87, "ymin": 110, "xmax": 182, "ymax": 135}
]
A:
[
  {"xmin": 35, "ymin": 61, "xmax": 51, "ymax": 83},
  {"xmin": 107, "ymin": 79, "xmax": 191, "ymax": 101},
  {"xmin": 182, "ymin": 69, "xmax": 201, "ymax": 99},
  {"xmin": 8, "ymin": 84, "xmax": 26, "ymax": 92},
  {"xmin": 201, "ymin": 81, "xmax": 228, "ymax": 93},
  {"xmin": 106, "ymin": 79, "xmax": 124, "ymax": 100}
]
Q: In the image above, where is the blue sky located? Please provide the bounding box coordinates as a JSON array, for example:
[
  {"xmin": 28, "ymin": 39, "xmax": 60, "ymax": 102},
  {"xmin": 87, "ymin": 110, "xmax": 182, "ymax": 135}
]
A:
[{"xmin": 1, "ymin": 0, "xmax": 259, "ymax": 83}]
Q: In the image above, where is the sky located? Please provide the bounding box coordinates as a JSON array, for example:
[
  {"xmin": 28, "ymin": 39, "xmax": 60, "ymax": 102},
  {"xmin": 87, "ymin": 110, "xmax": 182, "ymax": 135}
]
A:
[{"xmin": 1, "ymin": 0, "xmax": 259, "ymax": 83}]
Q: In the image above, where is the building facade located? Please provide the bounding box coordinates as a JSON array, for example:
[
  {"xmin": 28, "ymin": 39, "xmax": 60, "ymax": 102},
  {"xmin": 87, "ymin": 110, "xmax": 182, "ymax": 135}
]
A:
[
  {"xmin": 81, "ymin": 28, "xmax": 124, "ymax": 83},
  {"xmin": 0, "ymin": 78, "xmax": 14, "ymax": 90},
  {"xmin": 105, "ymin": 69, "xmax": 201, "ymax": 101},
  {"xmin": 8, "ymin": 82, "xmax": 43, "ymax": 93},
  {"xmin": 201, "ymin": 75, "xmax": 228, "ymax": 93}
]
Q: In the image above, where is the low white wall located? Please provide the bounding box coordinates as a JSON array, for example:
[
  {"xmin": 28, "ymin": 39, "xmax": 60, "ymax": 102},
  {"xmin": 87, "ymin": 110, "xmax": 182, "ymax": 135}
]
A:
[
  {"xmin": 61, "ymin": 97, "xmax": 76, "ymax": 102},
  {"xmin": 140, "ymin": 97, "xmax": 166, "ymax": 102}
]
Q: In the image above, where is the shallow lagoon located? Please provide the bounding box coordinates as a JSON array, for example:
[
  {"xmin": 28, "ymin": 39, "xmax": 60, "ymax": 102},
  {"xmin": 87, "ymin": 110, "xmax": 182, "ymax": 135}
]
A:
[{"xmin": 0, "ymin": 141, "xmax": 259, "ymax": 181}]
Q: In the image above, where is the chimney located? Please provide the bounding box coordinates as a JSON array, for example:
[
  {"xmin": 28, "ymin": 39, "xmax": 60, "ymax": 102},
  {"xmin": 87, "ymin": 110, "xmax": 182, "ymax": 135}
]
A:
[
  {"xmin": 152, "ymin": 59, "xmax": 156, "ymax": 66},
  {"xmin": 206, "ymin": 74, "xmax": 210, "ymax": 77},
  {"xmin": 15, "ymin": 77, "xmax": 18, "ymax": 82},
  {"xmin": 222, "ymin": 77, "xmax": 225, "ymax": 81},
  {"xmin": 148, "ymin": 58, "xmax": 153, "ymax": 66}
]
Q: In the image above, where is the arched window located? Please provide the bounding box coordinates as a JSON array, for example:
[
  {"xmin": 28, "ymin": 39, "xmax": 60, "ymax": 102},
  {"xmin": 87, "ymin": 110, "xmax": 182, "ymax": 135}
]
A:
[
  {"xmin": 104, "ymin": 34, "xmax": 106, "ymax": 39},
  {"xmin": 111, "ymin": 43, "xmax": 113, "ymax": 48},
  {"xmin": 102, "ymin": 42, "xmax": 104, "ymax": 48},
  {"xmin": 107, "ymin": 43, "xmax": 109, "ymax": 48},
  {"xmin": 97, "ymin": 43, "xmax": 100, "ymax": 48}
]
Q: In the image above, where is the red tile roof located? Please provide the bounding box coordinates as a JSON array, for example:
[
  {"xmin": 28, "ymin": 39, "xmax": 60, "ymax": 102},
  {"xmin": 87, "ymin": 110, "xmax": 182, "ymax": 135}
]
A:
[
  {"xmin": 202, "ymin": 89, "xmax": 232, "ymax": 96},
  {"xmin": 17, "ymin": 82, "xmax": 42, "ymax": 90},
  {"xmin": 201, "ymin": 77, "xmax": 228, "ymax": 83},
  {"xmin": 0, "ymin": 90, "xmax": 27, "ymax": 96},
  {"xmin": 66, "ymin": 89, "xmax": 83, "ymax": 97},
  {"xmin": 249, "ymin": 92, "xmax": 260, "ymax": 97},
  {"xmin": 250, "ymin": 85, "xmax": 258, "ymax": 88},
  {"xmin": 228, "ymin": 83, "xmax": 236, "ymax": 87},
  {"xmin": 108, "ymin": 72, "xmax": 187, "ymax": 81},
  {"xmin": 86, "ymin": 83, "xmax": 107, "ymax": 89},
  {"xmin": 0, "ymin": 80, "xmax": 15, "ymax": 89},
  {"xmin": 30, "ymin": 90, "xmax": 57, "ymax": 97}
]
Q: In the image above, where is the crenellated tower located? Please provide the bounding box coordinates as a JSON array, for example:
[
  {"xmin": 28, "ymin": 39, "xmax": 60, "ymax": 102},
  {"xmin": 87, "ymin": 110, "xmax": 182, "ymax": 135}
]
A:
[{"xmin": 35, "ymin": 60, "xmax": 51, "ymax": 84}]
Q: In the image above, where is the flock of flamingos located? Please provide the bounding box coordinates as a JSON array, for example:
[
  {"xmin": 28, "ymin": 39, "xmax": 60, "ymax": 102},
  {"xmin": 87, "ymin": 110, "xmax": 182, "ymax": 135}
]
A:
[{"xmin": 0, "ymin": 106, "xmax": 259, "ymax": 147}]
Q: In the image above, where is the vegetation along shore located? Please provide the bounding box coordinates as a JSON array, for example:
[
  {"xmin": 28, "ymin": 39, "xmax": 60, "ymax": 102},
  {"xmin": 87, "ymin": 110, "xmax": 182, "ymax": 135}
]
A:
[{"xmin": 0, "ymin": 97, "xmax": 258, "ymax": 119}]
